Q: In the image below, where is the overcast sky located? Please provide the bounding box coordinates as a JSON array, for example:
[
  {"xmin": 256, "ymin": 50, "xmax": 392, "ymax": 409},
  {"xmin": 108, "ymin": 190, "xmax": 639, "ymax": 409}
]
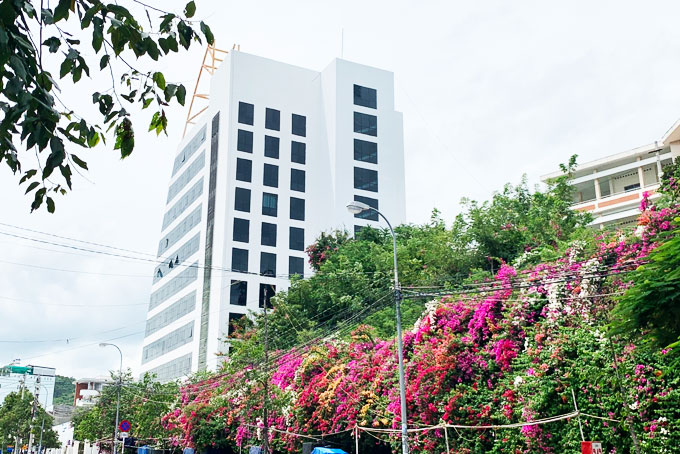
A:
[{"xmin": 2, "ymin": 0, "xmax": 680, "ymax": 380}]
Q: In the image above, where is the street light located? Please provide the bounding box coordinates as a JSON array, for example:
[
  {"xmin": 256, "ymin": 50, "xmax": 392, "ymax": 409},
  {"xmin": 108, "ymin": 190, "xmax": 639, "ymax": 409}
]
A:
[
  {"xmin": 346, "ymin": 201, "xmax": 409, "ymax": 454},
  {"xmin": 99, "ymin": 343, "xmax": 123, "ymax": 454}
]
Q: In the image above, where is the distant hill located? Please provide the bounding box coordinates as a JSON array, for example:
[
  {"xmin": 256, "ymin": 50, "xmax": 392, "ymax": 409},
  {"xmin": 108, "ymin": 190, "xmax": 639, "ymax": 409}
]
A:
[{"xmin": 53, "ymin": 375, "xmax": 75, "ymax": 406}]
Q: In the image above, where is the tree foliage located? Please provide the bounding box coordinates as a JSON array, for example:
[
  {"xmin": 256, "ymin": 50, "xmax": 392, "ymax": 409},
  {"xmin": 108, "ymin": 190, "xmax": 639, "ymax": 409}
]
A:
[
  {"xmin": 72, "ymin": 371, "xmax": 178, "ymax": 443},
  {"xmin": 0, "ymin": 391, "xmax": 60, "ymax": 449},
  {"xmin": 53, "ymin": 375, "xmax": 75, "ymax": 406},
  {"xmin": 0, "ymin": 0, "xmax": 212, "ymax": 212}
]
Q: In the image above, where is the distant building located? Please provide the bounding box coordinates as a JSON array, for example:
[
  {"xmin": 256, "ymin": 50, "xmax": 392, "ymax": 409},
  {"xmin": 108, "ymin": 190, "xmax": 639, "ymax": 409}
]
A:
[
  {"xmin": 74, "ymin": 376, "xmax": 112, "ymax": 407},
  {"xmin": 0, "ymin": 364, "xmax": 56, "ymax": 411},
  {"xmin": 541, "ymin": 119, "xmax": 680, "ymax": 228},
  {"xmin": 140, "ymin": 49, "xmax": 406, "ymax": 381}
]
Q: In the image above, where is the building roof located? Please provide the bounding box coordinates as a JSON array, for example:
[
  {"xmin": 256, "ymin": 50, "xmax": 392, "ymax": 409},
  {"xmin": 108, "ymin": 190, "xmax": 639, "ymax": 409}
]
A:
[{"xmin": 541, "ymin": 118, "xmax": 680, "ymax": 181}]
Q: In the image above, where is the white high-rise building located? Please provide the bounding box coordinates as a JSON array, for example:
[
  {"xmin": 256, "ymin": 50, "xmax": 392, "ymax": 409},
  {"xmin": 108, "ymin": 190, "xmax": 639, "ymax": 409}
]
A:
[{"xmin": 140, "ymin": 50, "xmax": 406, "ymax": 381}]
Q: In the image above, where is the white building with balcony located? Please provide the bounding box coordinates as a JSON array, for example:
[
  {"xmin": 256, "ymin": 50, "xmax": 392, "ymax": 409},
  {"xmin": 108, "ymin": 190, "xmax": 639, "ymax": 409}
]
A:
[
  {"xmin": 74, "ymin": 376, "xmax": 112, "ymax": 407},
  {"xmin": 139, "ymin": 50, "xmax": 406, "ymax": 381},
  {"xmin": 541, "ymin": 119, "xmax": 680, "ymax": 228}
]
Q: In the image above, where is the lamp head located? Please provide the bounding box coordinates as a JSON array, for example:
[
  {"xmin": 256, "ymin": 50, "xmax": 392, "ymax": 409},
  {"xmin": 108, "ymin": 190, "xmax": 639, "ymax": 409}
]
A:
[
  {"xmin": 99, "ymin": 343, "xmax": 108, "ymax": 348},
  {"xmin": 346, "ymin": 201, "xmax": 370, "ymax": 215}
]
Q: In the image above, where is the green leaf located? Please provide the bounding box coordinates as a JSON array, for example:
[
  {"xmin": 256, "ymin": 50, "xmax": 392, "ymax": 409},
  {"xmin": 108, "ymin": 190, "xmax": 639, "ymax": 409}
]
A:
[
  {"xmin": 184, "ymin": 1, "xmax": 196, "ymax": 18},
  {"xmin": 53, "ymin": 0, "xmax": 73, "ymax": 22},
  {"xmin": 200, "ymin": 21, "xmax": 214, "ymax": 45},
  {"xmin": 176, "ymin": 84, "xmax": 186, "ymax": 106},
  {"xmin": 43, "ymin": 37, "xmax": 61, "ymax": 53},
  {"xmin": 158, "ymin": 37, "xmax": 178, "ymax": 54},
  {"xmin": 19, "ymin": 169, "xmax": 37, "ymax": 185},
  {"xmin": 25, "ymin": 181, "xmax": 40, "ymax": 194},
  {"xmin": 114, "ymin": 118, "xmax": 135, "ymax": 158},
  {"xmin": 59, "ymin": 164, "xmax": 73, "ymax": 190},
  {"xmin": 163, "ymin": 84, "xmax": 178, "ymax": 102},
  {"xmin": 9, "ymin": 56, "xmax": 27, "ymax": 80},
  {"xmin": 152, "ymin": 72, "xmax": 166, "ymax": 90},
  {"xmin": 159, "ymin": 14, "xmax": 176, "ymax": 33},
  {"xmin": 43, "ymin": 137, "xmax": 66, "ymax": 179},
  {"xmin": 71, "ymin": 154, "xmax": 88, "ymax": 170},
  {"xmin": 46, "ymin": 197, "xmax": 55, "ymax": 213},
  {"xmin": 100, "ymin": 54, "xmax": 110, "ymax": 70},
  {"xmin": 31, "ymin": 188, "xmax": 47, "ymax": 212},
  {"xmin": 59, "ymin": 58, "xmax": 73, "ymax": 78}
]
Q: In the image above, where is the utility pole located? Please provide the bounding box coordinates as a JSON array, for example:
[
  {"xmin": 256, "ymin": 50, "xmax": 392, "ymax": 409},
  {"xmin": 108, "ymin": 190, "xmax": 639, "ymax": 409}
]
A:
[
  {"xmin": 28, "ymin": 376, "xmax": 41, "ymax": 454},
  {"xmin": 262, "ymin": 286, "xmax": 270, "ymax": 454},
  {"xmin": 15, "ymin": 374, "xmax": 26, "ymax": 454}
]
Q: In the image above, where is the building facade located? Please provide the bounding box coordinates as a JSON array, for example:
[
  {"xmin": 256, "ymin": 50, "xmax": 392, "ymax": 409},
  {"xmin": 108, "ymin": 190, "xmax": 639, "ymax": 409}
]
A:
[
  {"xmin": 541, "ymin": 120, "xmax": 680, "ymax": 228},
  {"xmin": 73, "ymin": 376, "xmax": 111, "ymax": 407},
  {"xmin": 140, "ymin": 51, "xmax": 406, "ymax": 381},
  {"xmin": 0, "ymin": 364, "xmax": 56, "ymax": 411}
]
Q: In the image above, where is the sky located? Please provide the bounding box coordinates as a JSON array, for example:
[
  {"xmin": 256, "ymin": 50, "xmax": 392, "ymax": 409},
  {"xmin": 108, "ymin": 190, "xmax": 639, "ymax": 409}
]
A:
[{"xmin": 2, "ymin": 0, "xmax": 680, "ymax": 380}]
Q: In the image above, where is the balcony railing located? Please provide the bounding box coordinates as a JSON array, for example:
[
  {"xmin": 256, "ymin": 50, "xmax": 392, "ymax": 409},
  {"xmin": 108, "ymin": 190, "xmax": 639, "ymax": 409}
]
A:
[{"xmin": 571, "ymin": 183, "xmax": 660, "ymax": 213}]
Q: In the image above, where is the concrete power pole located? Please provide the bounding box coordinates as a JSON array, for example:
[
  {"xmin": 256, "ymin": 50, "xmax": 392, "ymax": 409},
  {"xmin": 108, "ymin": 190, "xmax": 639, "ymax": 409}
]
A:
[{"xmin": 28, "ymin": 376, "xmax": 41, "ymax": 454}]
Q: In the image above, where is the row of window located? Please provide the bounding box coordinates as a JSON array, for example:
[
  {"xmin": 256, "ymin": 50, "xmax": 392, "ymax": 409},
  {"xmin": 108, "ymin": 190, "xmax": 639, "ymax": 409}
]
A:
[
  {"xmin": 158, "ymin": 206, "xmax": 202, "ymax": 257},
  {"xmin": 231, "ymin": 249, "xmax": 304, "ymax": 278},
  {"xmin": 238, "ymin": 102, "xmax": 307, "ymax": 137},
  {"xmin": 353, "ymin": 85, "xmax": 379, "ymax": 234},
  {"xmin": 233, "ymin": 220, "xmax": 304, "ymax": 250},
  {"xmin": 145, "ymin": 291, "xmax": 196, "ymax": 337},
  {"xmin": 229, "ymin": 281, "xmax": 281, "ymax": 308},
  {"xmin": 149, "ymin": 262, "xmax": 198, "ymax": 311},
  {"xmin": 234, "ymin": 188, "xmax": 305, "ymax": 220},
  {"xmin": 237, "ymin": 130, "xmax": 307, "ymax": 164},
  {"xmin": 162, "ymin": 178, "xmax": 204, "ymax": 231},
  {"xmin": 167, "ymin": 151, "xmax": 205, "ymax": 204},
  {"xmin": 235, "ymin": 159, "xmax": 306, "ymax": 191},
  {"xmin": 146, "ymin": 353, "xmax": 192, "ymax": 382},
  {"xmin": 153, "ymin": 233, "xmax": 201, "ymax": 284},
  {"xmin": 173, "ymin": 125, "xmax": 206, "ymax": 177},
  {"xmin": 141, "ymin": 321, "xmax": 194, "ymax": 364}
]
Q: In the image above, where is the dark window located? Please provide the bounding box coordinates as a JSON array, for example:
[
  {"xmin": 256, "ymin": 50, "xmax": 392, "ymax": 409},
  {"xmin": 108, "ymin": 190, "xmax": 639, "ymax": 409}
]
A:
[
  {"xmin": 265, "ymin": 108, "xmax": 280, "ymax": 131},
  {"xmin": 289, "ymin": 227, "xmax": 304, "ymax": 251},
  {"xmin": 236, "ymin": 158, "xmax": 252, "ymax": 182},
  {"xmin": 260, "ymin": 252, "xmax": 276, "ymax": 277},
  {"xmin": 624, "ymin": 183, "xmax": 641, "ymax": 192},
  {"xmin": 237, "ymin": 129, "xmax": 253, "ymax": 153},
  {"xmin": 354, "ymin": 167, "xmax": 378, "ymax": 192},
  {"xmin": 289, "ymin": 256, "xmax": 304, "ymax": 277},
  {"xmin": 354, "ymin": 225, "xmax": 364, "ymax": 236},
  {"xmin": 264, "ymin": 136, "xmax": 279, "ymax": 159},
  {"xmin": 292, "ymin": 114, "xmax": 306, "ymax": 137},
  {"xmin": 232, "ymin": 248, "xmax": 248, "ymax": 273},
  {"xmin": 259, "ymin": 283, "xmax": 276, "ymax": 308},
  {"xmin": 233, "ymin": 218, "xmax": 250, "ymax": 243},
  {"xmin": 261, "ymin": 222, "xmax": 277, "ymax": 247},
  {"xmin": 353, "ymin": 85, "xmax": 377, "ymax": 109},
  {"xmin": 234, "ymin": 187, "xmax": 251, "ymax": 212},
  {"xmin": 262, "ymin": 193, "xmax": 278, "ymax": 217},
  {"xmin": 290, "ymin": 197, "xmax": 305, "ymax": 221},
  {"xmin": 354, "ymin": 112, "xmax": 377, "ymax": 136},
  {"xmin": 238, "ymin": 102, "xmax": 254, "ymax": 125},
  {"xmin": 291, "ymin": 169, "xmax": 305, "ymax": 192},
  {"xmin": 291, "ymin": 141, "xmax": 306, "ymax": 164},
  {"xmin": 354, "ymin": 139, "xmax": 377, "ymax": 164},
  {"xmin": 263, "ymin": 164, "xmax": 278, "ymax": 188},
  {"xmin": 353, "ymin": 195, "xmax": 378, "ymax": 221},
  {"xmin": 228, "ymin": 312, "xmax": 245, "ymax": 337},
  {"xmin": 229, "ymin": 280, "xmax": 247, "ymax": 306}
]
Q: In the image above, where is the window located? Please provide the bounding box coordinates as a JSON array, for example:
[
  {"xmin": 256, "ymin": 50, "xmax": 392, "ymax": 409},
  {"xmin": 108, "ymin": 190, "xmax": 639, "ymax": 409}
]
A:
[
  {"xmin": 354, "ymin": 112, "xmax": 377, "ymax": 136},
  {"xmin": 259, "ymin": 283, "xmax": 276, "ymax": 308},
  {"xmin": 624, "ymin": 183, "xmax": 641, "ymax": 192},
  {"xmin": 232, "ymin": 248, "xmax": 248, "ymax": 273},
  {"xmin": 234, "ymin": 187, "xmax": 251, "ymax": 212},
  {"xmin": 230, "ymin": 280, "xmax": 247, "ymax": 306},
  {"xmin": 354, "ymin": 225, "xmax": 364, "ymax": 236},
  {"xmin": 289, "ymin": 227, "xmax": 304, "ymax": 251},
  {"xmin": 238, "ymin": 102, "xmax": 254, "ymax": 125},
  {"xmin": 354, "ymin": 139, "xmax": 377, "ymax": 164},
  {"xmin": 261, "ymin": 222, "xmax": 277, "ymax": 247},
  {"xmin": 262, "ymin": 193, "xmax": 278, "ymax": 217},
  {"xmin": 291, "ymin": 141, "xmax": 306, "ymax": 164},
  {"xmin": 233, "ymin": 218, "xmax": 250, "ymax": 243},
  {"xmin": 291, "ymin": 169, "xmax": 305, "ymax": 192},
  {"xmin": 353, "ymin": 195, "xmax": 378, "ymax": 221},
  {"xmin": 289, "ymin": 257, "xmax": 304, "ymax": 277},
  {"xmin": 290, "ymin": 197, "xmax": 305, "ymax": 221},
  {"xmin": 353, "ymin": 85, "xmax": 377, "ymax": 109},
  {"xmin": 263, "ymin": 164, "xmax": 279, "ymax": 188},
  {"xmin": 264, "ymin": 136, "xmax": 279, "ymax": 159},
  {"xmin": 265, "ymin": 108, "xmax": 280, "ymax": 131},
  {"xmin": 236, "ymin": 158, "xmax": 252, "ymax": 182},
  {"xmin": 237, "ymin": 129, "xmax": 253, "ymax": 153},
  {"xmin": 292, "ymin": 114, "xmax": 306, "ymax": 137},
  {"xmin": 228, "ymin": 313, "xmax": 245, "ymax": 337},
  {"xmin": 260, "ymin": 252, "xmax": 276, "ymax": 277},
  {"xmin": 354, "ymin": 167, "xmax": 378, "ymax": 192}
]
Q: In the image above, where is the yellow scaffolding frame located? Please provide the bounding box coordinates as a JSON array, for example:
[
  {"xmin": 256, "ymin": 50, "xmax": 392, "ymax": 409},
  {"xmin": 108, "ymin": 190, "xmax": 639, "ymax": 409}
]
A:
[{"xmin": 182, "ymin": 43, "xmax": 233, "ymax": 138}]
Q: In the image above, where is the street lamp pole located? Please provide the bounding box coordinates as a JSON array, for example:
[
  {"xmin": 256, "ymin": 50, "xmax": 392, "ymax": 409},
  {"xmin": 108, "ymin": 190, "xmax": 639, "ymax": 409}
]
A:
[
  {"xmin": 99, "ymin": 343, "xmax": 123, "ymax": 454},
  {"xmin": 346, "ymin": 201, "xmax": 409, "ymax": 454}
]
